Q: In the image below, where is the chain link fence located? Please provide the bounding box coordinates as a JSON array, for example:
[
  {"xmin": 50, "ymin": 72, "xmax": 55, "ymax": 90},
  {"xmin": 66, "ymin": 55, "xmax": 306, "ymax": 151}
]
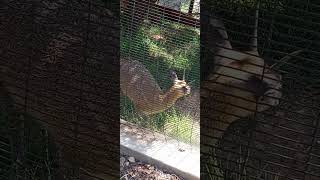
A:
[
  {"xmin": 201, "ymin": 0, "xmax": 320, "ymax": 179},
  {"xmin": 0, "ymin": 0, "xmax": 119, "ymax": 179},
  {"xmin": 120, "ymin": 0, "xmax": 200, "ymax": 146},
  {"xmin": 1, "ymin": 0, "xmax": 319, "ymax": 179}
]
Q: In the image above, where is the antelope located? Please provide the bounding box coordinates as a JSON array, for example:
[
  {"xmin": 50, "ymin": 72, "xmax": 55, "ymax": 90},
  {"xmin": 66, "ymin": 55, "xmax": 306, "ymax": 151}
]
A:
[
  {"xmin": 120, "ymin": 58, "xmax": 191, "ymax": 116},
  {"xmin": 201, "ymin": 2, "xmax": 301, "ymax": 146}
]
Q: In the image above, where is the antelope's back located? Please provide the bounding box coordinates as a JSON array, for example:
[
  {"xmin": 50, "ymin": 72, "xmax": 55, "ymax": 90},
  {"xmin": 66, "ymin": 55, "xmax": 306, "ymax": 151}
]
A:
[{"xmin": 120, "ymin": 58, "xmax": 162, "ymax": 105}]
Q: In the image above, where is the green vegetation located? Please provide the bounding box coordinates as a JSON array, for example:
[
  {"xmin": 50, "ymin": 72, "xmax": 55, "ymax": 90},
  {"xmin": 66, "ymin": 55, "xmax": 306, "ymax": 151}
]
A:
[
  {"xmin": 180, "ymin": 0, "xmax": 191, "ymax": 13},
  {"xmin": 120, "ymin": 19, "xmax": 200, "ymax": 144},
  {"xmin": 121, "ymin": 20, "xmax": 200, "ymax": 88},
  {"xmin": 120, "ymin": 96, "xmax": 199, "ymax": 145},
  {"xmin": 162, "ymin": 108, "xmax": 198, "ymax": 144}
]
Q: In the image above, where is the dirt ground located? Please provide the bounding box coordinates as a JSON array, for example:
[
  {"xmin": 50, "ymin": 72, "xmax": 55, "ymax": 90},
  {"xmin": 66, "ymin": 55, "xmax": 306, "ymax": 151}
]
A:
[{"xmin": 120, "ymin": 155, "xmax": 184, "ymax": 180}]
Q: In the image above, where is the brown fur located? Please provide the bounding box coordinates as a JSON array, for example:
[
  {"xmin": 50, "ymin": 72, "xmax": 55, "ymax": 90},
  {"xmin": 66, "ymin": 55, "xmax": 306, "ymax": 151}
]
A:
[
  {"xmin": 201, "ymin": 2, "xmax": 285, "ymax": 146},
  {"xmin": 120, "ymin": 58, "xmax": 190, "ymax": 116},
  {"xmin": 202, "ymin": 61, "xmax": 282, "ymax": 145}
]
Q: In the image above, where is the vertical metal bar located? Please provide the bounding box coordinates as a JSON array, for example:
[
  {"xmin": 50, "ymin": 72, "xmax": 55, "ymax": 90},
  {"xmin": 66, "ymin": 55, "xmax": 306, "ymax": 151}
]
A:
[{"xmin": 188, "ymin": 0, "xmax": 195, "ymax": 14}]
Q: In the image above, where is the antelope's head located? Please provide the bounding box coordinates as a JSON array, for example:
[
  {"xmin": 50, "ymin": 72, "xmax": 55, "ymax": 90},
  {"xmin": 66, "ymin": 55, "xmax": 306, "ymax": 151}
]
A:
[
  {"xmin": 169, "ymin": 70, "xmax": 191, "ymax": 98},
  {"xmin": 204, "ymin": 1, "xmax": 289, "ymax": 113}
]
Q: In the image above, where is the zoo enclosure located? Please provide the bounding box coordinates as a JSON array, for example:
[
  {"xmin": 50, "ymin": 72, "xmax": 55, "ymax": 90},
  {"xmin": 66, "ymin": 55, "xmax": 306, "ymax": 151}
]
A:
[{"xmin": 120, "ymin": 0, "xmax": 201, "ymax": 145}]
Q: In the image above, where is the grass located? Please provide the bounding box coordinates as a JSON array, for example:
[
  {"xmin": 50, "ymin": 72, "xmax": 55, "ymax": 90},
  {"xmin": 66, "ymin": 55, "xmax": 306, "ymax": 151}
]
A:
[
  {"xmin": 120, "ymin": 96, "xmax": 199, "ymax": 145},
  {"xmin": 120, "ymin": 18, "xmax": 200, "ymax": 144},
  {"xmin": 159, "ymin": 108, "xmax": 198, "ymax": 144},
  {"xmin": 121, "ymin": 19, "xmax": 200, "ymax": 88},
  {"xmin": 180, "ymin": 0, "xmax": 191, "ymax": 13}
]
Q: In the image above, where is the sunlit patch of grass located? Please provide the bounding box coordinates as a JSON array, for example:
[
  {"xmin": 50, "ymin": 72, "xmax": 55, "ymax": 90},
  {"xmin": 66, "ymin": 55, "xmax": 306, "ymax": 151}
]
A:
[
  {"xmin": 145, "ymin": 23, "xmax": 200, "ymax": 73},
  {"xmin": 180, "ymin": 0, "xmax": 190, "ymax": 13},
  {"xmin": 161, "ymin": 109, "xmax": 198, "ymax": 144},
  {"xmin": 121, "ymin": 19, "xmax": 200, "ymax": 88},
  {"xmin": 120, "ymin": 95, "xmax": 199, "ymax": 144}
]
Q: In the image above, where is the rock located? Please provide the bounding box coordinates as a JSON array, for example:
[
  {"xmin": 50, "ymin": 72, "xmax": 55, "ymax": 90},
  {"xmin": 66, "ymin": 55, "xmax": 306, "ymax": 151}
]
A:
[
  {"xmin": 128, "ymin": 156, "xmax": 135, "ymax": 163},
  {"xmin": 125, "ymin": 162, "xmax": 129, "ymax": 166},
  {"xmin": 120, "ymin": 157, "xmax": 126, "ymax": 166}
]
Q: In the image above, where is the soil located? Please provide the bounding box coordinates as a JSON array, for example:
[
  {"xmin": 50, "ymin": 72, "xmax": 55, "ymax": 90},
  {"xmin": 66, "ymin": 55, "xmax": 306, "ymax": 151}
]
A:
[{"xmin": 120, "ymin": 155, "xmax": 184, "ymax": 180}]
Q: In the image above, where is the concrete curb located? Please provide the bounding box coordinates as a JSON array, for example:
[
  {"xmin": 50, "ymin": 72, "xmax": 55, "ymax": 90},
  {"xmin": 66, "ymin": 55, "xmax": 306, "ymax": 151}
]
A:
[{"xmin": 120, "ymin": 119, "xmax": 200, "ymax": 180}]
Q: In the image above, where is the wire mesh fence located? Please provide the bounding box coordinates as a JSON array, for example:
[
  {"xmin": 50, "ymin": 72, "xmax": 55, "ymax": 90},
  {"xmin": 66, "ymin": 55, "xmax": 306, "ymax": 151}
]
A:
[
  {"xmin": 120, "ymin": 0, "xmax": 200, "ymax": 146},
  {"xmin": 201, "ymin": 0, "xmax": 320, "ymax": 179},
  {"xmin": 2, "ymin": 0, "xmax": 319, "ymax": 179},
  {"xmin": 0, "ymin": 0, "xmax": 119, "ymax": 179}
]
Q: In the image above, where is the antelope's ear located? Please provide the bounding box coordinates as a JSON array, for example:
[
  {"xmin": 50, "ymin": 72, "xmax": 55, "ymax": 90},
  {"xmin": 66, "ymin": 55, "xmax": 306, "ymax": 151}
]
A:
[{"xmin": 169, "ymin": 70, "xmax": 178, "ymax": 81}]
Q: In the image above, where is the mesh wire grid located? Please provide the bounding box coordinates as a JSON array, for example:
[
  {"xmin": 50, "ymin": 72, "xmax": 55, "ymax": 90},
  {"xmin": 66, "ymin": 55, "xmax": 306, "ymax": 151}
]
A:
[
  {"xmin": 120, "ymin": 0, "xmax": 201, "ymax": 146},
  {"xmin": 1, "ymin": 0, "xmax": 319, "ymax": 179},
  {"xmin": 0, "ymin": 0, "xmax": 120, "ymax": 179},
  {"xmin": 201, "ymin": 0, "xmax": 320, "ymax": 180}
]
